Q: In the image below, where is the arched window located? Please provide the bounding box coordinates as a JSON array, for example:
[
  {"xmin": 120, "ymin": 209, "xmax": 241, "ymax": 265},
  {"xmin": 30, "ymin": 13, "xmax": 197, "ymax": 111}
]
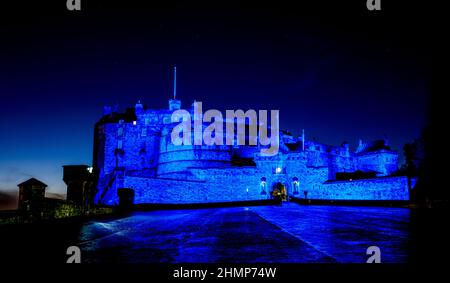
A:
[
  {"xmin": 292, "ymin": 177, "xmax": 299, "ymax": 195},
  {"xmin": 260, "ymin": 177, "xmax": 267, "ymax": 195}
]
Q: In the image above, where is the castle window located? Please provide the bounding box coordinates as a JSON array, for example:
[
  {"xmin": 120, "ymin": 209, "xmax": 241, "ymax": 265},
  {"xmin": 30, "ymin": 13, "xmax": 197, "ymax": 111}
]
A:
[
  {"xmin": 117, "ymin": 140, "xmax": 123, "ymax": 149},
  {"xmin": 145, "ymin": 118, "xmax": 150, "ymax": 125},
  {"xmin": 274, "ymin": 167, "xmax": 285, "ymax": 174},
  {"xmin": 118, "ymin": 127, "xmax": 123, "ymax": 136},
  {"xmin": 141, "ymin": 128, "xmax": 147, "ymax": 137},
  {"xmin": 260, "ymin": 177, "xmax": 267, "ymax": 195},
  {"xmin": 292, "ymin": 177, "xmax": 299, "ymax": 195},
  {"xmin": 119, "ymin": 119, "xmax": 124, "ymax": 125}
]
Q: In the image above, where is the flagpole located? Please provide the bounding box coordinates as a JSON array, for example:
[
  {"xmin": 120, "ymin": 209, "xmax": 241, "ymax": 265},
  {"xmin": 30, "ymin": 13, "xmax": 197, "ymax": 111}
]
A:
[{"xmin": 173, "ymin": 65, "xmax": 177, "ymax": 99}]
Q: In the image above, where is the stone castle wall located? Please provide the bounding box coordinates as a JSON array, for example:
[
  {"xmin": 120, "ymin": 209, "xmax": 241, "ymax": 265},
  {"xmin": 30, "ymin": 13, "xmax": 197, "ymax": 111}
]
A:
[
  {"xmin": 124, "ymin": 174, "xmax": 269, "ymax": 204},
  {"xmin": 308, "ymin": 176, "xmax": 410, "ymax": 200},
  {"xmin": 115, "ymin": 174, "xmax": 410, "ymax": 204}
]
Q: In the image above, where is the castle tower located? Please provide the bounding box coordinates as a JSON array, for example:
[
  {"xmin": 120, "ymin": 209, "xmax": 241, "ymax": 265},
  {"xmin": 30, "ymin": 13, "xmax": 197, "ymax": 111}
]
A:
[
  {"xmin": 135, "ymin": 100, "xmax": 144, "ymax": 115},
  {"xmin": 169, "ymin": 99, "xmax": 181, "ymax": 111},
  {"xmin": 63, "ymin": 165, "xmax": 95, "ymax": 209}
]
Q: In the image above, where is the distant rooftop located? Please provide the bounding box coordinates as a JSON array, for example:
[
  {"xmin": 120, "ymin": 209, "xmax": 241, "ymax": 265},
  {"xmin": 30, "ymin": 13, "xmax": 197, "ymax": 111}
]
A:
[{"xmin": 17, "ymin": 178, "xmax": 47, "ymax": 188}]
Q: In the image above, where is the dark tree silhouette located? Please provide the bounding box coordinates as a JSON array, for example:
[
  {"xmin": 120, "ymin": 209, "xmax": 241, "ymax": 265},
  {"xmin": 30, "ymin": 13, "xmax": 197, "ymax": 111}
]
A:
[{"xmin": 402, "ymin": 127, "xmax": 439, "ymax": 207}]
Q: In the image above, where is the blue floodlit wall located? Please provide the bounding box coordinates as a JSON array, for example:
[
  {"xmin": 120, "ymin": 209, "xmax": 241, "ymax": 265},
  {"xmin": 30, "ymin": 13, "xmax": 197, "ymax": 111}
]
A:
[
  {"xmin": 312, "ymin": 176, "xmax": 412, "ymax": 201},
  {"xmin": 99, "ymin": 174, "xmax": 411, "ymax": 205},
  {"xmin": 94, "ymin": 101, "xmax": 407, "ymax": 205}
]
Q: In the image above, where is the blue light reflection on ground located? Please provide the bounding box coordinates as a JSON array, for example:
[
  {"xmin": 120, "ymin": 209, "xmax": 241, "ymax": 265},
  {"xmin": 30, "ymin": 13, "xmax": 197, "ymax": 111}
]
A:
[{"xmin": 77, "ymin": 203, "xmax": 410, "ymax": 263}]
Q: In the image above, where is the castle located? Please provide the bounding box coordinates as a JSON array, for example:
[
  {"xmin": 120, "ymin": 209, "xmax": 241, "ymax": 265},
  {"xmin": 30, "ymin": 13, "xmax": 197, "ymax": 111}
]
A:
[{"xmin": 93, "ymin": 97, "xmax": 411, "ymax": 205}]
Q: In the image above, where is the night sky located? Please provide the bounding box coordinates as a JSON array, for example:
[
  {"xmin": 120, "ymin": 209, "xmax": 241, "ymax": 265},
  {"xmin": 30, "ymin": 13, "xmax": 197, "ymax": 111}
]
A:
[{"xmin": 0, "ymin": 1, "xmax": 432, "ymax": 208}]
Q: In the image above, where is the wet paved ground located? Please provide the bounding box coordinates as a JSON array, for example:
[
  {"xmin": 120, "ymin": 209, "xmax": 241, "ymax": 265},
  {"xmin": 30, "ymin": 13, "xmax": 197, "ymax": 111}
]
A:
[{"xmin": 77, "ymin": 203, "xmax": 410, "ymax": 263}]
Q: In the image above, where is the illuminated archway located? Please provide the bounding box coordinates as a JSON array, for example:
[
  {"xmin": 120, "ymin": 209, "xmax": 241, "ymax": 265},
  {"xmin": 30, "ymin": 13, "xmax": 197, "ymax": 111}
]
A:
[{"xmin": 271, "ymin": 182, "xmax": 287, "ymax": 201}]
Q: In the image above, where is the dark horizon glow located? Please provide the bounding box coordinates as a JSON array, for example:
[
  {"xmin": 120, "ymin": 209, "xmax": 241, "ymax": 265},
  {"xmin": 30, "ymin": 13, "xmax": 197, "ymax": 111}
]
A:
[{"xmin": 0, "ymin": 1, "xmax": 431, "ymax": 206}]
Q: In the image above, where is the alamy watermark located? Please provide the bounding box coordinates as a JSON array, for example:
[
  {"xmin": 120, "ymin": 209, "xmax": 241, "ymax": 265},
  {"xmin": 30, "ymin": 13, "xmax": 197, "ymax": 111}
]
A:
[
  {"xmin": 67, "ymin": 0, "xmax": 81, "ymax": 11},
  {"xmin": 366, "ymin": 246, "xmax": 381, "ymax": 263},
  {"xmin": 66, "ymin": 1, "xmax": 380, "ymax": 13},
  {"xmin": 367, "ymin": 0, "xmax": 381, "ymax": 11},
  {"xmin": 170, "ymin": 101, "xmax": 280, "ymax": 156},
  {"xmin": 66, "ymin": 246, "xmax": 81, "ymax": 263}
]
